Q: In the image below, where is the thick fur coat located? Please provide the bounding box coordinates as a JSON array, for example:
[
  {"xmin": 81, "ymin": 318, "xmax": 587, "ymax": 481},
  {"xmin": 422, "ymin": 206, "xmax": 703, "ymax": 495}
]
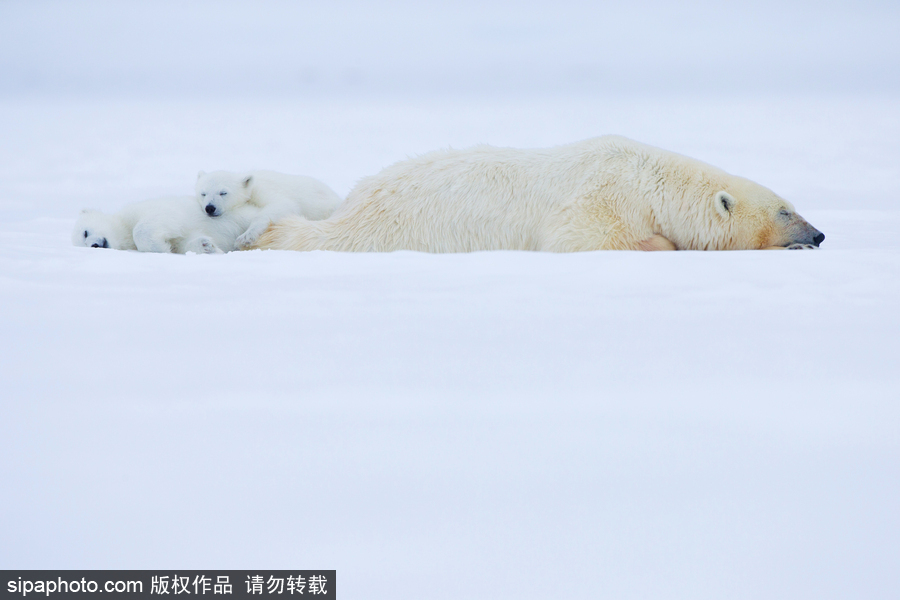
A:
[{"xmin": 255, "ymin": 136, "xmax": 823, "ymax": 253}]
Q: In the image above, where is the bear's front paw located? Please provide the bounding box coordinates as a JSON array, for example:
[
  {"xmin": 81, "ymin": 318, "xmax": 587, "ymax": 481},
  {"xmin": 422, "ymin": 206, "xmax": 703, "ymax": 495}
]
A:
[{"xmin": 786, "ymin": 243, "xmax": 818, "ymax": 250}]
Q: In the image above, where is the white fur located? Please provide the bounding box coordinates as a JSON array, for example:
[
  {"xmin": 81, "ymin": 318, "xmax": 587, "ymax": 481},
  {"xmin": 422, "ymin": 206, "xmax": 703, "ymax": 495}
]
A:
[
  {"xmin": 72, "ymin": 196, "xmax": 245, "ymax": 254},
  {"xmin": 256, "ymin": 136, "xmax": 823, "ymax": 253},
  {"xmin": 195, "ymin": 170, "xmax": 342, "ymax": 250}
]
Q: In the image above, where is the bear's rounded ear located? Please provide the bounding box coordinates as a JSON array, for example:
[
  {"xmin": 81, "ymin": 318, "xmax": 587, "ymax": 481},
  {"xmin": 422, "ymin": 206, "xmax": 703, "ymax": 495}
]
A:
[
  {"xmin": 714, "ymin": 191, "xmax": 735, "ymax": 217},
  {"xmin": 242, "ymin": 175, "xmax": 253, "ymax": 188},
  {"xmin": 197, "ymin": 170, "xmax": 206, "ymax": 180}
]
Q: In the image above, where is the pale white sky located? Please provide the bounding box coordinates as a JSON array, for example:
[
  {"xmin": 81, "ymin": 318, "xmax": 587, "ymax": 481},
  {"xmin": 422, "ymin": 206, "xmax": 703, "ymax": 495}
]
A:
[{"xmin": 1, "ymin": 0, "xmax": 898, "ymax": 95}]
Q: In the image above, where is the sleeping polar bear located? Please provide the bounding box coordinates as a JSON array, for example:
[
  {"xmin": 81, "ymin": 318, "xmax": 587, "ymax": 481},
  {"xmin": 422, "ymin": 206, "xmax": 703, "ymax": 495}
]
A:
[
  {"xmin": 254, "ymin": 136, "xmax": 824, "ymax": 253},
  {"xmin": 73, "ymin": 196, "xmax": 231, "ymax": 254},
  {"xmin": 196, "ymin": 170, "xmax": 342, "ymax": 250}
]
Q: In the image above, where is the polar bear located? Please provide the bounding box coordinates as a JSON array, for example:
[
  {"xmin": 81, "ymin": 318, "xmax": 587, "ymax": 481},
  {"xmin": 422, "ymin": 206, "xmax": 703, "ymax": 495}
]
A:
[
  {"xmin": 195, "ymin": 170, "xmax": 342, "ymax": 250},
  {"xmin": 73, "ymin": 196, "xmax": 238, "ymax": 254},
  {"xmin": 254, "ymin": 136, "xmax": 824, "ymax": 253}
]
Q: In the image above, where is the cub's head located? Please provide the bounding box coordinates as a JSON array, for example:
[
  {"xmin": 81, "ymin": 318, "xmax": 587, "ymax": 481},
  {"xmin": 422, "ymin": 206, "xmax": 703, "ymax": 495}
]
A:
[
  {"xmin": 195, "ymin": 170, "xmax": 253, "ymax": 217},
  {"xmin": 72, "ymin": 209, "xmax": 129, "ymax": 250},
  {"xmin": 711, "ymin": 179, "xmax": 824, "ymax": 250}
]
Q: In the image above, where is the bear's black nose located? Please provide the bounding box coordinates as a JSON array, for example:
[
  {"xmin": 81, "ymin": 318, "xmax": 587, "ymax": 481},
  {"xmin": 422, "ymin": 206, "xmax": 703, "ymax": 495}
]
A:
[
  {"xmin": 205, "ymin": 204, "xmax": 217, "ymax": 216},
  {"xmin": 813, "ymin": 232, "xmax": 825, "ymax": 246},
  {"xmin": 91, "ymin": 238, "xmax": 108, "ymax": 249}
]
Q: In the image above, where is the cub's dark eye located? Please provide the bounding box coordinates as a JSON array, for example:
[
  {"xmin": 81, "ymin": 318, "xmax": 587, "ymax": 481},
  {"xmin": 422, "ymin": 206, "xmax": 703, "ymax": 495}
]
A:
[
  {"xmin": 219, "ymin": 191, "xmax": 227, "ymax": 196},
  {"xmin": 779, "ymin": 209, "xmax": 790, "ymax": 217},
  {"xmin": 84, "ymin": 230, "xmax": 88, "ymax": 238},
  {"xmin": 201, "ymin": 192, "xmax": 207, "ymax": 197}
]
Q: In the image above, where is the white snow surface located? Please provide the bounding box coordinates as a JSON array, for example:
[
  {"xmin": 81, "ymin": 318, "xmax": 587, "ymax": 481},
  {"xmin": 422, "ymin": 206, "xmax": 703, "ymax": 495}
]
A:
[
  {"xmin": 2, "ymin": 2, "xmax": 900, "ymax": 599},
  {"xmin": 2, "ymin": 95, "xmax": 898, "ymax": 600}
]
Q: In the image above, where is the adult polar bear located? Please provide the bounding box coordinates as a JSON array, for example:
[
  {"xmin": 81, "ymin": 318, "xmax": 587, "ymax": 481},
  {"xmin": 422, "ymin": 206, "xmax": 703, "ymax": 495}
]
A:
[{"xmin": 255, "ymin": 136, "xmax": 824, "ymax": 253}]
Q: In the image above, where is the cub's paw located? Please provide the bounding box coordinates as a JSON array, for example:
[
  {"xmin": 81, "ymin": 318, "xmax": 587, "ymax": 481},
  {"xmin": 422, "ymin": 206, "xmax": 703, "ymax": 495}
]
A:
[
  {"xmin": 199, "ymin": 238, "xmax": 223, "ymax": 254},
  {"xmin": 235, "ymin": 232, "xmax": 260, "ymax": 250},
  {"xmin": 187, "ymin": 237, "xmax": 223, "ymax": 254},
  {"xmin": 787, "ymin": 243, "xmax": 818, "ymax": 250}
]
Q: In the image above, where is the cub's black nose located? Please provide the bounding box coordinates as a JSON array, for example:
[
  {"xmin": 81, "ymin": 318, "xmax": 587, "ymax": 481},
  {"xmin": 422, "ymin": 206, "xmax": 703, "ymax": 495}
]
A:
[
  {"xmin": 91, "ymin": 238, "xmax": 108, "ymax": 248},
  {"xmin": 813, "ymin": 232, "xmax": 825, "ymax": 246},
  {"xmin": 205, "ymin": 204, "xmax": 217, "ymax": 216}
]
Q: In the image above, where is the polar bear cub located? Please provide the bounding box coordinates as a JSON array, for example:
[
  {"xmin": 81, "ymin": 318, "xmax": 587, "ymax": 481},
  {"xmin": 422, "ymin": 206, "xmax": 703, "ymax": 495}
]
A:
[
  {"xmin": 73, "ymin": 196, "xmax": 231, "ymax": 254},
  {"xmin": 195, "ymin": 170, "xmax": 342, "ymax": 250}
]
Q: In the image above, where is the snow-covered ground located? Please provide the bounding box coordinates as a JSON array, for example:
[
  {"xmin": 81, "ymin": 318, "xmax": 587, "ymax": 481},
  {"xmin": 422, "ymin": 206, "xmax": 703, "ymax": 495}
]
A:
[
  {"xmin": 2, "ymin": 94, "xmax": 898, "ymax": 600},
  {"xmin": 2, "ymin": 1, "xmax": 899, "ymax": 599}
]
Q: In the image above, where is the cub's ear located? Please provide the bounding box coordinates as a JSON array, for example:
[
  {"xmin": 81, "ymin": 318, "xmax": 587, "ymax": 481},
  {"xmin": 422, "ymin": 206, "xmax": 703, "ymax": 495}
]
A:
[
  {"xmin": 714, "ymin": 191, "xmax": 735, "ymax": 217},
  {"xmin": 197, "ymin": 170, "xmax": 206, "ymax": 180},
  {"xmin": 242, "ymin": 175, "xmax": 253, "ymax": 188}
]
